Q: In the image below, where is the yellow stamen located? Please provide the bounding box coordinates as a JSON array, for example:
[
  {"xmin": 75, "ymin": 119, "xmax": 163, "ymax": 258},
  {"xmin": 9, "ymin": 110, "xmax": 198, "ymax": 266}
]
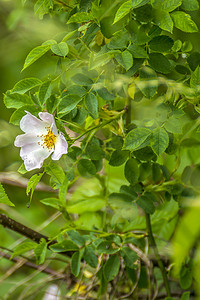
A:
[{"xmin": 39, "ymin": 128, "xmax": 57, "ymax": 151}]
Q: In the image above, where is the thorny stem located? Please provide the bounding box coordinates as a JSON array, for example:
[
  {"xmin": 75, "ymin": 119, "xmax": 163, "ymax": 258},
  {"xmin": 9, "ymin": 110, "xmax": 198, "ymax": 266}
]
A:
[{"xmin": 145, "ymin": 213, "xmax": 171, "ymax": 297}]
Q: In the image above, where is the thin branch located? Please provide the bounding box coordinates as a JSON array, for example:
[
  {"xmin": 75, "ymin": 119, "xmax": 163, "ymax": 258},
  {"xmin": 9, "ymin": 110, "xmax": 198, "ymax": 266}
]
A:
[
  {"xmin": 0, "ymin": 213, "xmax": 73, "ymax": 257},
  {"xmin": 127, "ymin": 243, "xmax": 151, "ymax": 268},
  {"xmin": 0, "ymin": 250, "xmax": 66, "ymax": 279}
]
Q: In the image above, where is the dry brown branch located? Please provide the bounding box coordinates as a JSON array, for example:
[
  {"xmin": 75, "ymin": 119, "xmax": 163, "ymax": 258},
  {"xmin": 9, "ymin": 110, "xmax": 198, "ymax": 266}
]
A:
[{"xmin": 0, "ymin": 213, "xmax": 74, "ymax": 257}]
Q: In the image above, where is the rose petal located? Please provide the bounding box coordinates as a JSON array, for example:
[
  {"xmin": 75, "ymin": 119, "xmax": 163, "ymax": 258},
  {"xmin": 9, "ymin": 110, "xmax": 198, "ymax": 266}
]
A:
[
  {"xmin": 14, "ymin": 133, "xmax": 40, "ymax": 147},
  {"xmin": 20, "ymin": 111, "xmax": 47, "ymax": 134},
  {"xmin": 39, "ymin": 112, "xmax": 58, "ymax": 135},
  {"xmin": 20, "ymin": 142, "xmax": 42, "ymax": 158},
  {"xmin": 23, "ymin": 148, "xmax": 53, "ymax": 171},
  {"xmin": 51, "ymin": 133, "xmax": 68, "ymax": 160}
]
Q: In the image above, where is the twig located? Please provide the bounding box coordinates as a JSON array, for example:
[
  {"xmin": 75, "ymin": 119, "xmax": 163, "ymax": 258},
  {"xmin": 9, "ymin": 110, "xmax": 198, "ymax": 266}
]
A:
[
  {"xmin": 119, "ymin": 259, "xmax": 141, "ymax": 299},
  {"xmin": 127, "ymin": 243, "xmax": 151, "ymax": 268},
  {"xmin": 145, "ymin": 213, "xmax": 171, "ymax": 297},
  {"xmin": 0, "ymin": 250, "xmax": 66, "ymax": 279}
]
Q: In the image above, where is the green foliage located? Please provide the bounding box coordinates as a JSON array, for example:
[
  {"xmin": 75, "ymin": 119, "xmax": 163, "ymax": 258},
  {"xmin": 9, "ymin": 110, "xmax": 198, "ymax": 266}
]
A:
[
  {"xmin": 103, "ymin": 255, "xmax": 121, "ymax": 281},
  {"xmin": 123, "ymin": 128, "xmax": 152, "ymax": 151},
  {"xmin": 26, "ymin": 173, "xmax": 44, "ymax": 203},
  {"xmin": 0, "ymin": 183, "xmax": 15, "ymax": 206},
  {"xmin": 34, "ymin": 238, "xmax": 47, "ymax": 264}
]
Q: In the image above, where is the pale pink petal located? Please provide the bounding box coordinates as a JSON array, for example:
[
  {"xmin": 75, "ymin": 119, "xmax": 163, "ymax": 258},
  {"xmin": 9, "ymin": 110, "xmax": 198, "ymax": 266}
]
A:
[
  {"xmin": 20, "ymin": 111, "xmax": 47, "ymax": 134},
  {"xmin": 20, "ymin": 142, "xmax": 42, "ymax": 158},
  {"xmin": 51, "ymin": 133, "xmax": 68, "ymax": 160},
  {"xmin": 23, "ymin": 148, "xmax": 53, "ymax": 171},
  {"xmin": 39, "ymin": 112, "xmax": 58, "ymax": 135},
  {"xmin": 14, "ymin": 133, "xmax": 40, "ymax": 147}
]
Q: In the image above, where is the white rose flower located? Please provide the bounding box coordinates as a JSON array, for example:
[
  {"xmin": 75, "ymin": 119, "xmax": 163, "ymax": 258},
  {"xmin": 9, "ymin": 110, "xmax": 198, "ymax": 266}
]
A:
[{"xmin": 14, "ymin": 111, "xmax": 68, "ymax": 171}]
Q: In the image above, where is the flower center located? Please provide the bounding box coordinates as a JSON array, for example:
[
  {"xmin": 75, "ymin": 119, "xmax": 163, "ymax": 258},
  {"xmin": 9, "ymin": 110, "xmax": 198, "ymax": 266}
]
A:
[{"xmin": 39, "ymin": 127, "xmax": 57, "ymax": 151}]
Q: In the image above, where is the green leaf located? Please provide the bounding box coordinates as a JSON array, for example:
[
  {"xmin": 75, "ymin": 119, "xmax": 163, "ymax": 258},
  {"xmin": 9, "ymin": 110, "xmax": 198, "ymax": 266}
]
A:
[
  {"xmin": 64, "ymin": 85, "xmax": 86, "ymax": 97},
  {"xmin": 71, "ymin": 73, "xmax": 93, "ymax": 86},
  {"xmin": 113, "ymin": 0, "xmax": 132, "ymax": 24},
  {"xmin": 50, "ymin": 240, "xmax": 79, "ymax": 252},
  {"xmin": 71, "ymin": 251, "xmax": 81, "ymax": 277},
  {"xmin": 187, "ymin": 52, "xmax": 200, "ymax": 71},
  {"xmin": 128, "ymin": 44, "xmax": 148, "ymax": 58},
  {"xmin": 42, "ymin": 39, "xmax": 57, "ymax": 46},
  {"xmin": 121, "ymin": 50, "xmax": 133, "ymax": 70},
  {"xmin": 181, "ymin": 0, "xmax": 199, "ymax": 11},
  {"xmin": 40, "ymin": 197, "xmax": 63, "ymax": 209},
  {"xmin": 26, "ymin": 173, "xmax": 43, "ymax": 202},
  {"xmin": 138, "ymin": 66, "xmax": 158, "ymax": 98},
  {"xmin": 180, "ymin": 292, "xmax": 190, "ymax": 300},
  {"xmin": 149, "ymin": 35, "xmax": 174, "ymax": 52},
  {"xmin": 68, "ymin": 12, "xmax": 93, "ymax": 23},
  {"xmin": 3, "ymin": 92, "xmax": 33, "ymax": 109},
  {"xmin": 11, "ymin": 241, "xmax": 36, "ymax": 259},
  {"xmin": 45, "ymin": 162, "xmax": 65, "ymax": 188},
  {"xmin": 136, "ymin": 195, "xmax": 155, "ymax": 214},
  {"xmin": 120, "ymin": 246, "xmax": 138, "ymax": 268},
  {"xmin": 151, "ymin": 127, "xmax": 169, "ymax": 155},
  {"xmin": 39, "ymin": 81, "xmax": 51, "ymax": 105},
  {"xmin": 171, "ymin": 11, "xmax": 198, "ymax": 32},
  {"xmin": 46, "ymin": 95, "xmax": 60, "ymax": 114},
  {"xmin": 124, "ymin": 159, "xmax": 139, "ymax": 185},
  {"xmin": 96, "ymin": 87, "xmax": 115, "ymax": 100},
  {"xmin": 109, "ymin": 150, "xmax": 129, "ymax": 166},
  {"xmin": 108, "ymin": 32, "xmax": 129, "ymax": 50},
  {"xmin": 190, "ymin": 66, "xmax": 200, "ymax": 88},
  {"xmin": 180, "ymin": 266, "xmax": 192, "ymax": 289},
  {"xmin": 155, "ymin": 10, "xmax": 173, "ymax": 33},
  {"xmin": 132, "ymin": 0, "xmax": 150, "ymax": 9},
  {"xmin": 22, "ymin": 45, "xmax": 50, "ymax": 71},
  {"xmin": 34, "ymin": 238, "xmax": 47, "ymax": 265},
  {"xmin": 51, "ymin": 42, "xmax": 69, "ymax": 57},
  {"xmin": 0, "ymin": 182, "xmax": 14, "ymax": 206},
  {"xmin": 152, "ymin": 0, "xmax": 181, "ymax": 11},
  {"xmin": 85, "ymin": 93, "xmax": 98, "ymax": 119},
  {"xmin": 148, "ymin": 53, "xmax": 171, "ymax": 74},
  {"xmin": 103, "ymin": 255, "xmax": 120, "ymax": 282},
  {"xmin": 58, "ymin": 94, "xmax": 82, "ymax": 116},
  {"xmin": 67, "ymin": 230, "xmax": 85, "ymax": 247},
  {"xmin": 85, "ymin": 138, "xmax": 104, "ymax": 160},
  {"xmin": 9, "ymin": 105, "xmax": 39, "ymax": 125},
  {"xmin": 172, "ymin": 40, "xmax": 182, "ymax": 52},
  {"xmin": 11, "ymin": 78, "xmax": 42, "ymax": 94},
  {"xmin": 77, "ymin": 159, "xmax": 96, "ymax": 177},
  {"xmin": 84, "ymin": 245, "xmax": 98, "ymax": 268},
  {"xmin": 97, "ymin": 241, "xmax": 120, "ymax": 254},
  {"xmin": 123, "ymin": 127, "xmax": 152, "ymax": 151},
  {"xmin": 164, "ymin": 116, "xmax": 182, "ymax": 133}
]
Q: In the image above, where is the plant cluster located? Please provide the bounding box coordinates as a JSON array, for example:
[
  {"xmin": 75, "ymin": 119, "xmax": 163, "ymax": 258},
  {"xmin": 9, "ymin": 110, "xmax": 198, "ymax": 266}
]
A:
[{"xmin": 1, "ymin": 0, "xmax": 200, "ymax": 299}]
